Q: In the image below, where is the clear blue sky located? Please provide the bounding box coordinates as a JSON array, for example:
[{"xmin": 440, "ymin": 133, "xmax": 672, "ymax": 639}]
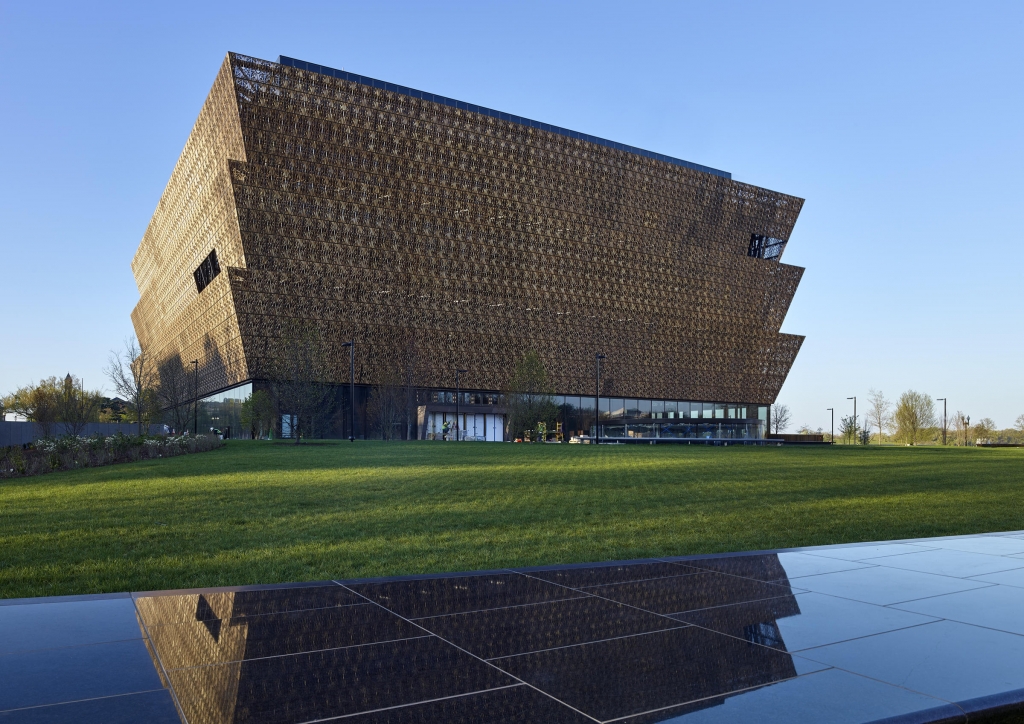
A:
[{"xmin": 2, "ymin": 1, "xmax": 1021, "ymax": 430}]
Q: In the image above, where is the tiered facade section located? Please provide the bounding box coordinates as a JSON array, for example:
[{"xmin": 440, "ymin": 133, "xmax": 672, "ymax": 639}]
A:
[{"xmin": 132, "ymin": 52, "xmax": 805, "ymax": 427}]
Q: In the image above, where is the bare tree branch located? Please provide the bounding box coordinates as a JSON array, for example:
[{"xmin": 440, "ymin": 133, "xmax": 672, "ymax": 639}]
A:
[
  {"xmin": 770, "ymin": 403, "xmax": 791, "ymax": 434},
  {"xmin": 104, "ymin": 336, "xmax": 156, "ymax": 437},
  {"xmin": 866, "ymin": 389, "xmax": 891, "ymax": 445},
  {"xmin": 156, "ymin": 356, "xmax": 192, "ymax": 433},
  {"xmin": 57, "ymin": 374, "xmax": 101, "ymax": 438}
]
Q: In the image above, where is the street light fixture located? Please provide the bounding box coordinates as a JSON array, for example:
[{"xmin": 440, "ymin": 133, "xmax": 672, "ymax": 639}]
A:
[
  {"xmin": 826, "ymin": 408, "xmax": 834, "ymax": 445},
  {"xmin": 191, "ymin": 360, "xmax": 200, "ymax": 435},
  {"xmin": 847, "ymin": 396, "xmax": 857, "ymax": 444},
  {"xmin": 936, "ymin": 398, "xmax": 947, "ymax": 446},
  {"xmin": 341, "ymin": 341, "xmax": 355, "ymax": 442},
  {"xmin": 455, "ymin": 369, "xmax": 467, "ymax": 441},
  {"xmin": 595, "ymin": 354, "xmax": 606, "ymax": 445}
]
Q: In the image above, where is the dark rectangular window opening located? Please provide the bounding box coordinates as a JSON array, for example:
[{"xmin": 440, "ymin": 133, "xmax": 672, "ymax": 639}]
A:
[
  {"xmin": 748, "ymin": 234, "xmax": 787, "ymax": 260},
  {"xmin": 194, "ymin": 249, "xmax": 221, "ymax": 293}
]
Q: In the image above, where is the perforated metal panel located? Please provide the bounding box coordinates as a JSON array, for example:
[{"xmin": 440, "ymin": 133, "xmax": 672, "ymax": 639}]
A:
[{"xmin": 131, "ymin": 53, "xmax": 805, "ymax": 405}]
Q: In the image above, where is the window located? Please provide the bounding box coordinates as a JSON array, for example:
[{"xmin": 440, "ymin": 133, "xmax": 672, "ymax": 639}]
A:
[
  {"xmin": 194, "ymin": 249, "xmax": 221, "ymax": 293},
  {"xmin": 744, "ymin": 622, "xmax": 783, "ymax": 648},
  {"xmin": 748, "ymin": 234, "xmax": 787, "ymax": 260}
]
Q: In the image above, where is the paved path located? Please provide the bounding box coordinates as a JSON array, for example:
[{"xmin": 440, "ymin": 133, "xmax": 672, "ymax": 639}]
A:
[{"xmin": 4, "ymin": 531, "xmax": 1024, "ymax": 722}]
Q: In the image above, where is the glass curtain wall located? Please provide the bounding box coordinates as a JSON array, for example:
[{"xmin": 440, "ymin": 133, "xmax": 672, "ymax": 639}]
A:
[
  {"xmin": 553, "ymin": 396, "xmax": 769, "ymax": 441},
  {"xmin": 193, "ymin": 383, "xmax": 252, "ymax": 439}
]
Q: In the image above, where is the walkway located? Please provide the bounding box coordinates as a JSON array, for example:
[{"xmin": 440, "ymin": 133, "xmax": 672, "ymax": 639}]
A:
[{"xmin": 3, "ymin": 531, "xmax": 1024, "ymax": 722}]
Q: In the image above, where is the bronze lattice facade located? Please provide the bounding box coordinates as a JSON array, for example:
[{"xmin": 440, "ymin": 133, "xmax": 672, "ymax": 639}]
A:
[{"xmin": 131, "ymin": 52, "xmax": 805, "ymax": 437}]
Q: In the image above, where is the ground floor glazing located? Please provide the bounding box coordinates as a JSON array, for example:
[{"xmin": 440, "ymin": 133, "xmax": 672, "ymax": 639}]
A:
[{"xmin": 180, "ymin": 382, "xmax": 770, "ymax": 442}]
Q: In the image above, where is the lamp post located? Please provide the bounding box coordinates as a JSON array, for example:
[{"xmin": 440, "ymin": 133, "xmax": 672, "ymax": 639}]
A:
[
  {"xmin": 341, "ymin": 341, "xmax": 355, "ymax": 442},
  {"xmin": 595, "ymin": 353, "xmax": 606, "ymax": 445},
  {"xmin": 936, "ymin": 398, "xmax": 947, "ymax": 446},
  {"xmin": 455, "ymin": 369, "xmax": 467, "ymax": 441},
  {"xmin": 191, "ymin": 360, "xmax": 199, "ymax": 435},
  {"xmin": 847, "ymin": 396, "xmax": 857, "ymax": 445},
  {"xmin": 826, "ymin": 408, "xmax": 834, "ymax": 445}
]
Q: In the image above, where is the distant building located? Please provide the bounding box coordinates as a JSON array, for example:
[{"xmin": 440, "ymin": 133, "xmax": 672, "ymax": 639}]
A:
[{"xmin": 131, "ymin": 53, "xmax": 805, "ymax": 441}]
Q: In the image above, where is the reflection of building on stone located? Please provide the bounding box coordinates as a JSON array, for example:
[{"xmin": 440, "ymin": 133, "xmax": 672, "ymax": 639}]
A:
[
  {"xmin": 138, "ymin": 593, "xmax": 248, "ymax": 724},
  {"xmin": 683, "ymin": 555, "xmax": 804, "ymax": 653},
  {"xmin": 138, "ymin": 558, "xmax": 805, "ymax": 723},
  {"xmin": 142, "ymin": 587, "xmax": 395, "ymax": 724},
  {"xmin": 708, "ymin": 554, "xmax": 803, "ymax": 651}
]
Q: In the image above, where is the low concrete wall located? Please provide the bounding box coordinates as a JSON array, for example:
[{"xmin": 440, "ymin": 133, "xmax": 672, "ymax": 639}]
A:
[{"xmin": 0, "ymin": 421, "xmax": 169, "ymax": 448}]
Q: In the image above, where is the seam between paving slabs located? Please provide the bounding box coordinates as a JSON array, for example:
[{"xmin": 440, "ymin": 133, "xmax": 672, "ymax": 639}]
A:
[
  {"xmin": 132, "ymin": 596, "xmax": 190, "ymax": 724},
  {"xmin": 333, "ymin": 580, "xmax": 602, "ymax": 723},
  {"xmin": 485, "ymin": 625, "xmax": 692, "ymax": 662},
  {"xmin": 161, "ymin": 634, "xmax": 435, "ymax": 672},
  {"xmin": 507, "ymin": 569, "xmax": 825, "ymax": 718},
  {"xmin": 650, "ymin": 560, "xmax": 1003, "ymax": 609},
  {"xmin": 406, "ymin": 594, "xmax": 587, "ymax": 620},
  {"xmin": 298, "ymin": 683, "xmax": 526, "ymax": 723},
  {"xmin": 0, "ymin": 635, "xmax": 146, "ymax": 658},
  {"xmin": 0, "ymin": 689, "xmax": 169, "ymax": 716},
  {"xmin": 140, "ymin": 599, "xmax": 371, "ymax": 629},
  {"xmin": 880, "ymin": 604, "xmax": 1024, "ymax": 641},
  {"xmin": 512, "ymin": 568, "xmax": 802, "ymax": 623}
]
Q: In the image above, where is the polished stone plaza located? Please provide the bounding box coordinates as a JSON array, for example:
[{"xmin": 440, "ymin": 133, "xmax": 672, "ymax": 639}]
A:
[{"xmin": 4, "ymin": 532, "xmax": 1024, "ymax": 722}]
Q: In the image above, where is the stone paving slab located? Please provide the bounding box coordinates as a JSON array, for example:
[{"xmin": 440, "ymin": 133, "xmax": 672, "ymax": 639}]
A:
[{"xmin": 3, "ymin": 531, "xmax": 1024, "ymax": 723}]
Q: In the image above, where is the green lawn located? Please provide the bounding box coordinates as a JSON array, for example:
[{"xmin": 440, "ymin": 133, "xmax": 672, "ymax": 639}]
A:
[{"xmin": 1, "ymin": 441, "xmax": 1022, "ymax": 599}]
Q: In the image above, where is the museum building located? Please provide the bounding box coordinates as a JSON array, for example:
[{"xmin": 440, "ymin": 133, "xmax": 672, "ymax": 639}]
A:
[{"xmin": 130, "ymin": 53, "xmax": 806, "ymax": 441}]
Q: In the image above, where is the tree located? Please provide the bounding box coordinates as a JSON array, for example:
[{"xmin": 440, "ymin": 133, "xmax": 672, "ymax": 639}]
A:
[
  {"xmin": 973, "ymin": 417, "xmax": 996, "ymax": 445},
  {"xmin": 866, "ymin": 389, "xmax": 891, "ymax": 445},
  {"xmin": 504, "ymin": 351, "xmax": 557, "ymax": 441},
  {"xmin": 367, "ymin": 367, "xmax": 404, "ymax": 440},
  {"xmin": 268, "ymin": 323, "xmax": 334, "ymax": 443},
  {"xmin": 156, "ymin": 356, "xmax": 192, "ymax": 433},
  {"xmin": 98, "ymin": 397, "xmax": 129, "ymax": 424},
  {"xmin": 951, "ymin": 411, "xmax": 971, "ymax": 446},
  {"xmin": 770, "ymin": 403, "xmax": 791, "ymax": 434},
  {"xmin": 839, "ymin": 415, "xmax": 860, "ymax": 445},
  {"xmin": 105, "ymin": 336, "xmax": 157, "ymax": 437},
  {"xmin": 893, "ymin": 390, "xmax": 936, "ymax": 446},
  {"xmin": 2, "ymin": 378, "xmax": 61, "ymax": 438},
  {"xmin": 400, "ymin": 332, "xmax": 421, "ymax": 441},
  {"xmin": 240, "ymin": 390, "xmax": 275, "ymax": 439},
  {"xmin": 1015, "ymin": 414, "xmax": 1024, "ymax": 434},
  {"xmin": 56, "ymin": 374, "xmax": 102, "ymax": 437}
]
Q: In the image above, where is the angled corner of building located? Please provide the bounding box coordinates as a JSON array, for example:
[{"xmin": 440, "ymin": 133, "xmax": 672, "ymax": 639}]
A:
[
  {"xmin": 131, "ymin": 54, "xmax": 250, "ymax": 396},
  {"xmin": 130, "ymin": 51, "xmax": 806, "ymax": 441}
]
